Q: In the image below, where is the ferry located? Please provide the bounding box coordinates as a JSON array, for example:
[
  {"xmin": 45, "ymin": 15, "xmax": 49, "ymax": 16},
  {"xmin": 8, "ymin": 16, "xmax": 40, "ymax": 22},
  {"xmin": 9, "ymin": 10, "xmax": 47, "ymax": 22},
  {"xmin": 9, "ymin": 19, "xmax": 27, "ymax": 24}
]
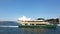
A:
[{"xmin": 18, "ymin": 16, "xmax": 56, "ymax": 28}]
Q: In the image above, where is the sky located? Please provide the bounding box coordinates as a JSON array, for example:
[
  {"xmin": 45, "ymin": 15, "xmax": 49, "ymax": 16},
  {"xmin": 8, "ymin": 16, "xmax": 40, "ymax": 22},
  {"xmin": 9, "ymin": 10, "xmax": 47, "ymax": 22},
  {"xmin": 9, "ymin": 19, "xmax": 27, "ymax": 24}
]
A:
[{"xmin": 0, "ymin": 0, "xmax": 60, "ymax": 21}]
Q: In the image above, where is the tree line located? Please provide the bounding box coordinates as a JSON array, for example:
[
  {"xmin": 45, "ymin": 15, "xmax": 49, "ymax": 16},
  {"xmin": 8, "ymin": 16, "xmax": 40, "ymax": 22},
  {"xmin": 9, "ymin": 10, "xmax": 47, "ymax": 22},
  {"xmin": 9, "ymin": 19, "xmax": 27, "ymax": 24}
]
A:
[{"xmin": 37, "ymin": 18, "xmax": 59, "ymax": 24}]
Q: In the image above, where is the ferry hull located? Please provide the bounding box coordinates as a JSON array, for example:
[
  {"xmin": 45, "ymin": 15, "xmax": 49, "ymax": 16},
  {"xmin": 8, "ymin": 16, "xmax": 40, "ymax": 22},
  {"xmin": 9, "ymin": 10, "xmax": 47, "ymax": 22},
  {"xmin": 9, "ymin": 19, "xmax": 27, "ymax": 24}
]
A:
[{"xmin": 18, "ymin": 24, "xmax": 56, "ymax": 28}]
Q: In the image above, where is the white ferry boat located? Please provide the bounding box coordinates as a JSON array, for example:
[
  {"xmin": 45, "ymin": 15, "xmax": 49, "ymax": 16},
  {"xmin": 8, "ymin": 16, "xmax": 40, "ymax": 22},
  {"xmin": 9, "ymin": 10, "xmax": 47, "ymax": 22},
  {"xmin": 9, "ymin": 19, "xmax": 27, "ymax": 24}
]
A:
[{"xmin": 18, "ymin": 16, "xmax": 56, "ymax": 28}]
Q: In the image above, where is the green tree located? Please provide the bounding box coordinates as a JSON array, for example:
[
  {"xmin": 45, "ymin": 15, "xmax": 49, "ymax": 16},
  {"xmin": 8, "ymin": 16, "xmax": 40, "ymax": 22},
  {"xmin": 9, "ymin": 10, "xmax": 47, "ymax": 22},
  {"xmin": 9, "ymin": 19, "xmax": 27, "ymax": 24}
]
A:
[{"xmin": 37, "ymin": 18, "xmax": 45, "ymax": 20}]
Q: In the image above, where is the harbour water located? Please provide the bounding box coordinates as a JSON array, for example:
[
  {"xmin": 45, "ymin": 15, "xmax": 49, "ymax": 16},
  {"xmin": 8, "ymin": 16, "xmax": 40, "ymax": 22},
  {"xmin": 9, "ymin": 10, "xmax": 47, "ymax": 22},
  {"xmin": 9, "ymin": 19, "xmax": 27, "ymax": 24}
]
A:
[{"xmin": 0, "ymin": 22, "xmax": 60, "ymax": 34}]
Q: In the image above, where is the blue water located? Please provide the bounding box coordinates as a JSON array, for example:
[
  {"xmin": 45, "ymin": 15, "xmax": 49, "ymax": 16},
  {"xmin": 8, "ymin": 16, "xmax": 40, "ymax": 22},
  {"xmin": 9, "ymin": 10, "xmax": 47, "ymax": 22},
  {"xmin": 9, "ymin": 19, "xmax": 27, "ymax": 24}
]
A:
[{"xmin": 0, "ymin": 21, "xmax": 60, "ymax": 34}]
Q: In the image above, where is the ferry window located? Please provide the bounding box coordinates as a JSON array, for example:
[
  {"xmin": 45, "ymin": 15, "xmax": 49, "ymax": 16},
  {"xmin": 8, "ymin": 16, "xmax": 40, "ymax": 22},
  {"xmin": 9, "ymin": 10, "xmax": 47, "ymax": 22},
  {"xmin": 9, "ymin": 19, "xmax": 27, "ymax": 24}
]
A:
[
  {"xmin": 25, "ymin": 24, "xmax": 27, "ymax": 25},
  {"xmin": 36, "ymin": 24, "xmax": 46, "ymax": 25},
  {"xmin": 30, "ymin": 24, "xmax": 34, "ymax": 25},
  {"xmin": 32, "ymin": 24, "xmax": 34, "ymax": 25}
]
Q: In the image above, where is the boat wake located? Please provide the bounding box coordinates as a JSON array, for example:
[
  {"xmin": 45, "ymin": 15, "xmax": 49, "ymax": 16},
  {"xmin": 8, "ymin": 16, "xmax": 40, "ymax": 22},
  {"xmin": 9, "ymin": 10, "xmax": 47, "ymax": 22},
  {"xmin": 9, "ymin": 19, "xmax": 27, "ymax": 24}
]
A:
[
  {"xmin": 57, "ymin": 24, "xmax": 60, "ymax": 26},
  {"xmin": 0, "ymin": 26, "xmax": 18, "ymax": 27}
]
